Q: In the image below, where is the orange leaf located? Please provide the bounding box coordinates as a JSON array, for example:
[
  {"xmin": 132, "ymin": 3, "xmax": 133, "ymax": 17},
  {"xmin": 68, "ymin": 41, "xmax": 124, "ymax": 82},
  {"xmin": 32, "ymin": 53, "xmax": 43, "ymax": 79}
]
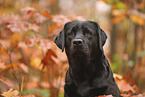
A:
[
  {"xmin": 41, "ymin": 49, "xmax": 57, "ymax": 69},
  {"xmin": 130, "ymin": 15, "xmax": 144, "ymax": 26},
  {"xmin": 48, "ymin": 24, "xmax": 59, "ymax": 33},
  {"xmin": 42, "ymin": 11, "xmax": 53, "ymax": 19},
  {"xmin": 112, "ymin": 15, "xmax": 126, "ymax": 24},
  {"xmin": 2, "ymin": 64, "xmax": 18, "ymax": 70}
]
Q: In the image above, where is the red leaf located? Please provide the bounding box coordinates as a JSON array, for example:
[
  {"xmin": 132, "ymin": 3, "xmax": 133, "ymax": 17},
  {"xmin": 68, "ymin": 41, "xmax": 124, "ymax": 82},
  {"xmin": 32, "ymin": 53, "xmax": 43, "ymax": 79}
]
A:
[{"xmin": 41, "ymin": 49, "xmax": 57, "ymax": 69}]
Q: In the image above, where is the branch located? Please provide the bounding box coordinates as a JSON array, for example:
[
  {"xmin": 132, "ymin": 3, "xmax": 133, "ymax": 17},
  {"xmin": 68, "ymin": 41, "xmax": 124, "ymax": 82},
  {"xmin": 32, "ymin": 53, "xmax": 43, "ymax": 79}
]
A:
[{"xmin": 0, "ymin": 43, "xmax": 22, "ymax": 96}]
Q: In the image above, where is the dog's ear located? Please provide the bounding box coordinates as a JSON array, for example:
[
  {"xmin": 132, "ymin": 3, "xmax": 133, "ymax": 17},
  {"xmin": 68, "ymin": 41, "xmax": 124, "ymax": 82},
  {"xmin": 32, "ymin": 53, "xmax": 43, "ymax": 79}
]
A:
[
  {"xmin": 54, "ymin": 29, "xmax": 65, "ymax": 52},
  {"xmin": 92, "ymin": 22, "xmax": 107, "ymax": 51},
  {"xmin": 99, "ymin": 28, "xmax": 107, "ymax": 47}
]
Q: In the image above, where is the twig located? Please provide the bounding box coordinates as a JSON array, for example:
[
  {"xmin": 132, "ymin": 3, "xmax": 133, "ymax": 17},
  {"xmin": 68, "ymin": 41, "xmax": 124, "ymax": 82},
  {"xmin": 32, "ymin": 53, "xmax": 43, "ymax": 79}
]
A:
[{"xmin": 0, "ymin": 43, "xmax": 22, "ymax": 96}]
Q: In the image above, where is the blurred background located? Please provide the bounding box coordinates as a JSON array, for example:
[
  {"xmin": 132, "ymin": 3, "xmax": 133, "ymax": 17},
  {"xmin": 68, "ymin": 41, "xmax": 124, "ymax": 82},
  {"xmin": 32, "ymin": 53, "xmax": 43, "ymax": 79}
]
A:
[{"xmin": 0, "ymin": 0, "xmax": 145, "ymax": 97}]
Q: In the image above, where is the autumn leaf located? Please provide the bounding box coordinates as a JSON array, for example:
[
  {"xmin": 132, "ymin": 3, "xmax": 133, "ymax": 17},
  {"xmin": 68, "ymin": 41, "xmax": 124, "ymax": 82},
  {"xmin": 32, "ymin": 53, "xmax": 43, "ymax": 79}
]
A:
[
  {"xmin": 48, "ymin": 24, "xmax": 59, "ymax": 33},
  {"xmin": 10, "ymin": 33, "xmax": 23, "ymax": 46},
  {"xmin": 2, "ymin": 64, "xmax": 18, "ymax": 70},
  {"xmin": 21, "ymin": 7, "xmax": 37, "ymax": 20},
  {"xmin": 30, "ymin": 57, "xmax": 42, "ymax": 69},
  {"xmin": 1, "ymin": 27, "xmax": 13, "ymax": 38},
  {"xmin": 130, "ymin": 15, "xmax": 144, "ymax": 26},
  {"xmin": 112, "ymin": 15, "xmax": 126, "ymax": 24},
  {"xmin": 19, "ymin": 63, "xmax": 28, "ymax": 73},
  {"xmin": 0, "ymin": 76, "xmax": 15, "ymax": 88},
  {"xmin": 1, "ymin": 88, "xmax": 19, "ymax": 97},
  {"xmin": 114, "ymin": 73, "xmax": 136, "ymax": 94},
  {"xmin": 41, "ymin": 49, "xmax": 57, "ymax": 69},
  {"xmin": 42, "ymin": 11, "xmax": 53, "ymax": 19}
]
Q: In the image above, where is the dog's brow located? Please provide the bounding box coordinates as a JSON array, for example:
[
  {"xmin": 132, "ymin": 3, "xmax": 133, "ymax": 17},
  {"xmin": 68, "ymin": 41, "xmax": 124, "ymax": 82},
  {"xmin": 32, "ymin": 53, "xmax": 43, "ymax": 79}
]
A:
[
  {"xmin": 82, "ymin": 26, "xmax": 94, "ymax": 32},
  {"xmin": 70, "ymin": 26, "xmax": 79, "ymax": 32}
]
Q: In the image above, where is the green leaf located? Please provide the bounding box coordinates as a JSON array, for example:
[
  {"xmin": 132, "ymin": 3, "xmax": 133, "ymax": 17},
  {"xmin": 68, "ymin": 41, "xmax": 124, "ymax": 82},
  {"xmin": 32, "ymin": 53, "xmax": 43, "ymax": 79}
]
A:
[{"xmin": 116, "ymin": 2, "xmax": 126, "ymax": 10}]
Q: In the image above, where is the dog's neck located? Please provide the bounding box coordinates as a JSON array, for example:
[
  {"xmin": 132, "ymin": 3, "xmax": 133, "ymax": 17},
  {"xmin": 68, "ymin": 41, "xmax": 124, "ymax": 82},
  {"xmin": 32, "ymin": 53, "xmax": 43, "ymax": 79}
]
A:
[{"xmin": 67, "ymin": 52, "xmax": 106, "ymax": 85}]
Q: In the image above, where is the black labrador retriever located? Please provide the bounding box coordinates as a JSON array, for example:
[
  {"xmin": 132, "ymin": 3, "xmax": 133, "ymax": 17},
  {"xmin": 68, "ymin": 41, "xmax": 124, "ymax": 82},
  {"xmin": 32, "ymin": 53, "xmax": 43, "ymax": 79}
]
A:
[{"xmin": 54, "ymin": 21, "xmax": 121, "ymax": 97}]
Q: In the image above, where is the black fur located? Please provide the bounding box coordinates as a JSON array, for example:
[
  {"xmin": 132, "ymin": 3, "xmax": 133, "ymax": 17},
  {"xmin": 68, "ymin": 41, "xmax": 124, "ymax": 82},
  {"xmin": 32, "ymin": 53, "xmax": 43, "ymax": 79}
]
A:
[{"xmin": 55, "ymin": 21, "xmax": 121, "ymax": 97}]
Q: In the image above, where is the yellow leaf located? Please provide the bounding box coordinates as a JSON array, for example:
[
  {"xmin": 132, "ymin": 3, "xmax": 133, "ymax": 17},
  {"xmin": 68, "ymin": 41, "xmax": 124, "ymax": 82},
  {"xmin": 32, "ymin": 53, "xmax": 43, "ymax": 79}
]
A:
[
  {"xmin": 131, "ymin": 15, "xmax": 144, "ymax": 26},
  {"xmin": 30, "ymin": 57, "xmax": 42, "ymax": 69}
]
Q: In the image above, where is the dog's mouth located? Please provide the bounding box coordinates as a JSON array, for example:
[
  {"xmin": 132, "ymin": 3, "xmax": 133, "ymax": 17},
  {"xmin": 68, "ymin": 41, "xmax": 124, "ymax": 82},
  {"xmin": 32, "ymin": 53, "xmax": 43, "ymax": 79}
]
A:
[{"xmin": 70, "ymin": 48, "xmax": 89, "ymax": 58}]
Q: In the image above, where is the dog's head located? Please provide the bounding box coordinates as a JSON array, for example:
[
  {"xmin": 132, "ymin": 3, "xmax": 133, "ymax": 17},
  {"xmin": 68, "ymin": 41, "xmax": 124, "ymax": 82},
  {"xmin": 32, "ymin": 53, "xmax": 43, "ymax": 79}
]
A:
[{"xmin": 54, "ymin": 21, "xmax": 107, "ymax": 58}]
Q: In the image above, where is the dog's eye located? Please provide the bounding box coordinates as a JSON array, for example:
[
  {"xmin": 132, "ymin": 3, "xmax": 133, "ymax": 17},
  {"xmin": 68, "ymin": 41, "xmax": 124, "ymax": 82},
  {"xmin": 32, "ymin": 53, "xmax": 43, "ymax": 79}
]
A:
[
  {"xmin": 86, "ymin": 32, "xmax": 92, "ymax": 36},
  {"xmin": 68, "ymin": 32, "xmax": 74, "ymax": 36},
  {"xmin": 85, "ymin": 32, "xmax": 92, "ymax": 36}
]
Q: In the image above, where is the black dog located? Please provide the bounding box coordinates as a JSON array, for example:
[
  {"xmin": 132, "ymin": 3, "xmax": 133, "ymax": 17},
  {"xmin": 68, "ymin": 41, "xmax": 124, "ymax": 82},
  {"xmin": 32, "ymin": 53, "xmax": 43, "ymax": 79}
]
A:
[{"xmin": 54, "ymin": 21, "xmax": 120, "ymax": 97}]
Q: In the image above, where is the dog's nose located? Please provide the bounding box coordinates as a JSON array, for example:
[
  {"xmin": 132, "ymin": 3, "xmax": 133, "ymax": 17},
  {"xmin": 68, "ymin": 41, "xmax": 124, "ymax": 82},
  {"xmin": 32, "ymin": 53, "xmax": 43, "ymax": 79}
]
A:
[{"xmin": 73, "ymin": 39, "xmax": 83, "ymax": 46}]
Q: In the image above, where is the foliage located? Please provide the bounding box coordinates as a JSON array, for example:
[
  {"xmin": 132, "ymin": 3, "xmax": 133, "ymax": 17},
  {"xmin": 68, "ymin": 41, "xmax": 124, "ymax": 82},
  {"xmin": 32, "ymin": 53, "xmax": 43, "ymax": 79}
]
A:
[{"xmin": 0, "ymin": 0, "xmax": 145, "ymax": 96}]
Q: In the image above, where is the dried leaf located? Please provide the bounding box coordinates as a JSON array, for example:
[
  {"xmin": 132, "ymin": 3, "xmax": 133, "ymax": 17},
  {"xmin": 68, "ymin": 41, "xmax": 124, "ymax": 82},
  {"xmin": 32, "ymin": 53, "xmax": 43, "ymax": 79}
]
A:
[
  {"xmin": 41, "ymin": 49, "xmax": 57, "ymax": 69},
  {"xmin": 1, "ymin": 27, "xmax": 13, "ymax": 38},
  {"xmin": 42, "ymin": 11, "xmax": 53, "ymax": 19},
  {"xmin": 21, "ymin": 7, "xmax": 37, "ymax": 20},
  {"xmin": 1, "ymin": 88, "xmax": 19, "ymax": 97},
  {"xmin": 19, "ymin": 63, "xmax": 28, "ymax": 73},
  {"xmin": 0, "ymin": 76, "xmax": 15, "ymax": 87},
  {"xmin": 25, "ymin": 11, "xmax": 35, "ymax": 20},
  {"xmin": 25, "ymin": 37, "xmax": 35, "ymax": 47},
  {"xmin": 10, "ymin": 33, "xmax": 23, "ymax": 45},
  {"xmin": 115, "ymin": 77, "xmax": 136, "ymax": 93},
  {"xmin": 48, "ymin": 24, "xmax": 59, "ymax": 33}
]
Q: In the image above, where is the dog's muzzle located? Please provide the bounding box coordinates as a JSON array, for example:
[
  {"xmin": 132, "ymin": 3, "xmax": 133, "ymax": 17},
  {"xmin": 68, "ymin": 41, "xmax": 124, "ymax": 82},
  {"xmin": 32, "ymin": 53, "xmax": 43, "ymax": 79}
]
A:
[{"xmin": 72, "ymin": 39, "xmax": 83, "ymax": 48}]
